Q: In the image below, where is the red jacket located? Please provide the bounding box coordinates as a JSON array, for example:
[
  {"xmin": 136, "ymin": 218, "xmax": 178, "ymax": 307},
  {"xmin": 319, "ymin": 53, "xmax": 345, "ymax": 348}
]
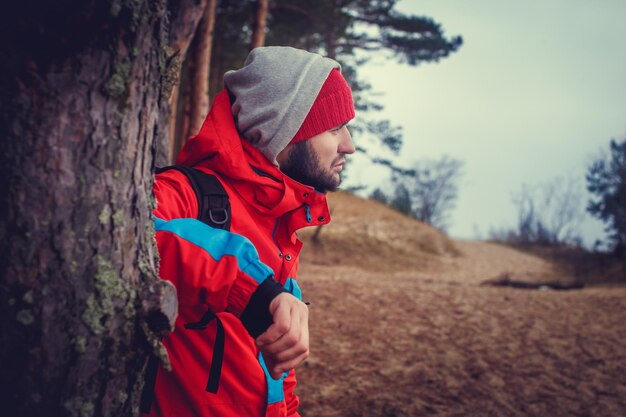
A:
[{"xmin": 146, "ymin": 90, "xmax": 330, "ymax": 417}]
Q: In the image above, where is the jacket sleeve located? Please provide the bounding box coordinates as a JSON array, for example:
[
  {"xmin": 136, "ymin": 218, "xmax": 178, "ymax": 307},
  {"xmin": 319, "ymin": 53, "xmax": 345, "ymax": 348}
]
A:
[{"xmin": 153, "ymin": 170, "xmax": 286, "ymax": 337}]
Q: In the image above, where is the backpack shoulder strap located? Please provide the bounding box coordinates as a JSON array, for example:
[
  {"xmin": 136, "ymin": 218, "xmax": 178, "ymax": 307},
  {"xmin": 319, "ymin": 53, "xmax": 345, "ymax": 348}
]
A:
[{"xmin": 156, "ymin": 165, "xmax": 231, "ymax": 231}]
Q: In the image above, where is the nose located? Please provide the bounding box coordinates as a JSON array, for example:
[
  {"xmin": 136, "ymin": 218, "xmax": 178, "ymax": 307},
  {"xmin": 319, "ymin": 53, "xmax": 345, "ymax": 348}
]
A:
[{"xmin": 338, "ymin": 127, "xmax": 356, "ymax": 154}]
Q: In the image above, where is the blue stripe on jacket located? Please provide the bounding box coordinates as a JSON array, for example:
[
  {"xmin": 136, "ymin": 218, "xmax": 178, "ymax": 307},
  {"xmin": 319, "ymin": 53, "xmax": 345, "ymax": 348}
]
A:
[
  {"xmin": 260, "ymin": 277, "xmax": 303, "ymax": 404},
  {"xmin": 154, "ymin": 216, "xmax": 274, "ymax": 284}
]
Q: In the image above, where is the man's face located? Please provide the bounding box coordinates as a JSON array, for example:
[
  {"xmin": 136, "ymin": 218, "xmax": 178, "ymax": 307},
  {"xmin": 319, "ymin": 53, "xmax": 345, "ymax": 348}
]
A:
[{"xmin": 277, "ymin": 124, "xmax": 355, "ymax": 193}]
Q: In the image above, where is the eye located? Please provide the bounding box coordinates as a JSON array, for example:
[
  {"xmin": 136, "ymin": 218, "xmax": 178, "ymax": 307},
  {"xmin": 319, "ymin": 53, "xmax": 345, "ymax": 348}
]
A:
[{"xmin": 330, "ymin": 124, "xmax": 346, "ymax": 134}]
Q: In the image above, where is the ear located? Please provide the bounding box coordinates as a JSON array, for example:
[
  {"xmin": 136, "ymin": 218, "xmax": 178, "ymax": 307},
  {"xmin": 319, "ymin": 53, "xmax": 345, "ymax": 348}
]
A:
[{"xmin": 276, "ymin": 143, "xmax": 293, "ymax": 167}]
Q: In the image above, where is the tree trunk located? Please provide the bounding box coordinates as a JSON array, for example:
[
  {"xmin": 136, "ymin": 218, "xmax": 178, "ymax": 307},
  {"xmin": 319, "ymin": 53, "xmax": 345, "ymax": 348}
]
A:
[
  {"xmin": 209, "ymin": 31, "xmax": 225, "ymax": 103},
  {"xmin": 325, "ymin": 25, "xmax": 337, "ymax": 60},
  {"xmin": 188, "ymin": 0, "xmax": 218, "ymax": 137},
  {"xmin": 250, "ymin": 0, "xmax": 269, "ymax": 49},
  {"xmin": 176, "ymin": 59, "xmax": 193, "ymax": 158},
  {"xmin": 169, "ymin": 58, "xmax": 192, "ymax": 163},
  {"xmin": 166, "ymin": 0, "xmax": 210, "ymax": 162},
  {"xmin": 0, "ymin": 1, "xmax": 200, "ymax": 415},
  {"xmin": 168, "ymin": 83, "xmax": 182, "ymax": 162}
]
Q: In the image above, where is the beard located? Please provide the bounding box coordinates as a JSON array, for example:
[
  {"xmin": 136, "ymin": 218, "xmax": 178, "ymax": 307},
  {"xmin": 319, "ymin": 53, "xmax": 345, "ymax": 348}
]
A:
[{"xmin": 280, "ymin": 141, "xmax": 343, "ymax": 193}]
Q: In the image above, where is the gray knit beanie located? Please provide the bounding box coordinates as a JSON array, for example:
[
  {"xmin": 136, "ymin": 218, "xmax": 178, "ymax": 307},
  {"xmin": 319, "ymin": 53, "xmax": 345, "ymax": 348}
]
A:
[{"xmin": 223, "ymin": 46, "xmax": 341, "ymax": 165}]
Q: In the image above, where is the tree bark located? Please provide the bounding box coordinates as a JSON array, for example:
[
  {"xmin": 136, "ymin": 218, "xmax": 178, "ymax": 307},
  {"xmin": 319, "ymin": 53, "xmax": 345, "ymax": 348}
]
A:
[
  {"xmin": 177, "ymin": 59, "xmax": 193, "ymax": 158},
  {"xmin": 0, "ymin": 1, "xmax": 200, "ymax": 415},
  {"xmin": 250, "ymin": 0, "xmax": 269, "ymax": 49},
  {"xmin": 168, "ymin": 83, "xmax": 182, "ymax": 162},
  {"xmin": 209, "ymin": 30, "xmax": 225, "ymax": 103},
  {"xmin": 325, "ymin": 25, "xmax": 337, "ymax": 60}
]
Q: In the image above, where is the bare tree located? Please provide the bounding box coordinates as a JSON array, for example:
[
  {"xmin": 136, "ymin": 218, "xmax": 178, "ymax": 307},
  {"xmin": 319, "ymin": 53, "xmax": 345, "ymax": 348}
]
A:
[
  {"xmin": 399, "ymin": 156, "xmax": 463, "ymax": 231},
  {"xmin": 511, "ymin": 177, "xmax": 585, "ymax": 245}
]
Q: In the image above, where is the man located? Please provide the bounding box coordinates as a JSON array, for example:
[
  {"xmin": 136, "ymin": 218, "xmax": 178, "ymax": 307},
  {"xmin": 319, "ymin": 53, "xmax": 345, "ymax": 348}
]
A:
[{"xmin": 146, "ymin": 47, "xmax": 355, "ymax": 417}]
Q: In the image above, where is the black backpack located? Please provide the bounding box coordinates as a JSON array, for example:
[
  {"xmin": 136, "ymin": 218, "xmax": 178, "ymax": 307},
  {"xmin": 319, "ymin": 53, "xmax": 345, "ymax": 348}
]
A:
[
  {"xmin": 155, "ymin": 165, "xmax": 231, "ymax": 230},
  {"xmin": 141, "ymin": 165, "xmax": 231, "ymax": 412}
]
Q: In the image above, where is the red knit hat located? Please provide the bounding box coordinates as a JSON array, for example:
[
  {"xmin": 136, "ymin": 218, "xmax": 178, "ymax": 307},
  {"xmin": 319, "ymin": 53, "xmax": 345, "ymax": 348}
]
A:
[{"xmin": 290, "ymin": 69, "xmax": 355, "ymax": 143}]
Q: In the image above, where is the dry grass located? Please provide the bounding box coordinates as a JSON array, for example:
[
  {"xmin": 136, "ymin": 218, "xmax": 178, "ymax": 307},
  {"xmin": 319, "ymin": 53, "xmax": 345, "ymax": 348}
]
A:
[
  {"xmin": 299, "ymin": 192, "xmax": 459, "ymax": 272},
  {"xmin": 294, "ymin": 192, "xmax": 626, "ymax": 417},
  {"xmin": 491, "ymin": 242, "xmax": 626, "ymax": 286}
]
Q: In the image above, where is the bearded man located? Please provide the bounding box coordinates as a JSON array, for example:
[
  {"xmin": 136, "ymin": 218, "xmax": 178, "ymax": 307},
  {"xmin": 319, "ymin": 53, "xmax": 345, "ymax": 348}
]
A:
[{"xmin": 144, "ymin": 47, "xmax": 355, "ymax": 417}]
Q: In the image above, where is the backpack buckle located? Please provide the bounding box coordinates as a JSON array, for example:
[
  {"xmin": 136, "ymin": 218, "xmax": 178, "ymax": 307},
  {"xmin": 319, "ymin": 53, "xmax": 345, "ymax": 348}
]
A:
[{"xmin": 208, "ymin": 208, "xmax": 229, "ymax": 225}]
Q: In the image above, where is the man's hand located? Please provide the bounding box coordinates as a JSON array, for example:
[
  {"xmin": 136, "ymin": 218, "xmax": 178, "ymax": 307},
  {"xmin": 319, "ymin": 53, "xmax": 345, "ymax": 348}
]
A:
[{"xmin": 255, "ymin": 293, "xmax": 309, "ymax": 379}]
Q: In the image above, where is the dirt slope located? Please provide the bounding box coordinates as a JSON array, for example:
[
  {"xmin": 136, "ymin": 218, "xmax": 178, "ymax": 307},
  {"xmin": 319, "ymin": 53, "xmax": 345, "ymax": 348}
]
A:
[
  {"xmin": 299, "ymin": 192, "xmax": 458, "ymax": 272},
  {"xmin": 295, "ymin": 192, "xmax": 626, "ymax": 417}
]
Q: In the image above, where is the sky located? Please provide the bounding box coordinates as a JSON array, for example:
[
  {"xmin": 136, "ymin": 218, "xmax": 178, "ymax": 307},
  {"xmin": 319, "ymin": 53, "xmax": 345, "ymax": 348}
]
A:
[{"xmin": 345, "ymin": 0, "xmax": 626, "ymax": 246}]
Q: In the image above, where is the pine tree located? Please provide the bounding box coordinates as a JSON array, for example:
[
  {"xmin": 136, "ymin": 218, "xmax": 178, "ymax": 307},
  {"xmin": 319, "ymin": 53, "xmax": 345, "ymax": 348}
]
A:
[
  {"xmin": 0, "ymin": 1, "xmax": 202, "ymax": 414},
  {"xmin": 201, "ymin": 0, "xmax": 462, "ymax": 171},
  {"xmin": 267, "ymin": 0, "xmax": 463, "ymax": 167},
  {"xmin": 587, "ymin": 137, "xmax": 626, "ymax": 254}
]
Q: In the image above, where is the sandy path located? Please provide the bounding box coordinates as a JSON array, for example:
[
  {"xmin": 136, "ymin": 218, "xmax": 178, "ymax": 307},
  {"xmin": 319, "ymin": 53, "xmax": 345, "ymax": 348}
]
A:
[
  {"xmin": 295, "ymin": 242, "xmax": 626, "ymax": 417},
  {"xmin": 435, "ymin": 241, "xmax": 560, "ymax": 284}
]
